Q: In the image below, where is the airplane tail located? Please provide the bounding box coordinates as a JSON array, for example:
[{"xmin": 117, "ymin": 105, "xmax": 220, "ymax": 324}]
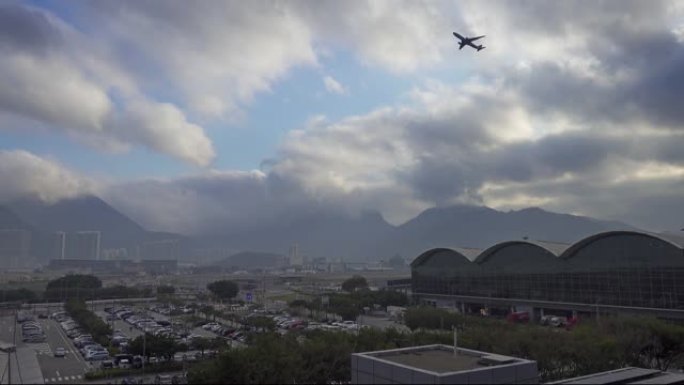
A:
[{"xmin": 477, "ymin": 45, "xmax": 486, "ymax": 51}]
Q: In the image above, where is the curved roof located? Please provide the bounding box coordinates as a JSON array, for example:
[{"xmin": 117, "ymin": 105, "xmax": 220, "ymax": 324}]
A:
[
  {"xmin": 475, "ymin": 240, "xmax": 568, "ymax": 264},
  {"xmin": 410, "ymin": 247, "xmax": 481, "ymax": 268},
  {"xmin": 560, "ymin": 230, "xmax": 684, "ymax": 260}
]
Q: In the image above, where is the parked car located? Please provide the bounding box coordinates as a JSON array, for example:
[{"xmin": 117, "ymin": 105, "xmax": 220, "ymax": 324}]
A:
[
  {"xmin": 86, "ymin": 351, "xmax": 110, "ymax": 361},
  {"xmin": 22, "ymin": 334, "xmax": 46, "ymax": 343},
  {"xmin": 54, "ymin": 347, "xmax": 66, "ymax": 357},
  {"xmin": 101, "ymin": 360, "xmax": 115, "ymax": 369}
]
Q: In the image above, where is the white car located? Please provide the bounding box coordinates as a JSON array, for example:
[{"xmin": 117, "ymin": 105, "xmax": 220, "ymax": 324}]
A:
[
  {"xmin": 54, "ymin": 347, "xmax": 66, "ymax": 357},
  {"xmin": 85, "ymin": 350, "xmax": 110, "ymax": 361},
  {"xmin": 202, "ymin": 322, "xmax": 219, "ymax": 330}
]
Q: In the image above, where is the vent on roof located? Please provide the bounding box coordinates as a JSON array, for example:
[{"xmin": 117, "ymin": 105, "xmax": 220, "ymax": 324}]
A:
[{"xmin": 478, "ymin": 354, "xmax": 516, "ymax": 366}]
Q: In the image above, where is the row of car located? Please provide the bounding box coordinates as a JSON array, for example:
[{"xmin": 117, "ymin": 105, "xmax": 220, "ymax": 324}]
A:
[
  {"xmin": 19, "ymin": 315, "xmax": 47, "ymax": 343},
  {"xmin": 53, "ymin": 311, "xmax": 111, "ymax": 361},
  {"xmin": 106, "ymin": 306, "xmax": 177, "ymax": 340},
  {"xmin": 200, "ymin": 322, "xmax": 246, "ymax": 343}
]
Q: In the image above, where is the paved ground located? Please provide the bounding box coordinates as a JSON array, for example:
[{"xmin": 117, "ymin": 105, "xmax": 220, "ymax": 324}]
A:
[{"xmin": 37, "ymin": 319, "xmax": 91, "ymax": 384}]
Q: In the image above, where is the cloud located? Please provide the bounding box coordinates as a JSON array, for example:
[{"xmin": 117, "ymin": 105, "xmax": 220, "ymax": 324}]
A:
[
  {"xmin": 4, "ymin": 1, "xmax": 684, "ymax": 233},
  {"xmin": 0, "ymin": 3, "xmax": 214, "ymax": 166},
  {"xmin": 323, "ymin": 75, "xmax": 347, "ymax": 95},
  {"xmin": 298, "ymin": 0, "xmax": 458, "ymax": 72},
  {"xmin": 0, "ymin": 150, "xmax": 97, "ymax": 203},
  {"xmin": 81, "ymin": 1, "xmax": 317, "ymax": 119}
]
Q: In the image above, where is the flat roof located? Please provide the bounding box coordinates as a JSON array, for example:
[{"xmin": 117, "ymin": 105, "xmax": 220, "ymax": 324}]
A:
[
  {"xmin": 359, "ymin": 345, "xmax": 523, "ymax": 374},
  {"xmin": 549, "ymin": 367, "xmax": 684, "ymax": 384},
  {"xmin": 379, "ymin": 349, "xmax": 484, "ymax": 373}
]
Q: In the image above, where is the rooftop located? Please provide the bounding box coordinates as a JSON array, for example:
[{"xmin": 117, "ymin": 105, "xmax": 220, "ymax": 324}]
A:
[
  {"xmin": 360, "ymin": 345, "xmax": 522, "ymax": 374},
  {"xmin": 549, "ymin": 367, "xmax": 684, "ymax": 384}
]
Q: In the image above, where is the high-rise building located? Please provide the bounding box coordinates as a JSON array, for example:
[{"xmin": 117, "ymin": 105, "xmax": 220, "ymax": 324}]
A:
[
  {"xmin": 53, "ymin": 231, "xmax": 66, "ymax": 260},
  {"xmin": 289, "ymin": 243, "xmax": 302, "ymax": 266},
  {"xmin": 0, "ymin": 229, "xmax": 31, "ymax": 268},
  {"xmin": 56, "ymin": 231, "xmax": 101, "ymax": 260}
]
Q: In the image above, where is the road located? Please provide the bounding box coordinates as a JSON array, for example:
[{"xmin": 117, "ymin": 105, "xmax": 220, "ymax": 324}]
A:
[{"xmin": 36, "ymin": 319, "xmax": 91, "ymax": 383}]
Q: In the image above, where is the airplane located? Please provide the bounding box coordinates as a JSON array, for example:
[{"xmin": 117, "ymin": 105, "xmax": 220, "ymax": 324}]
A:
[{"xmin": 452, "ymin": 32, "xmax": 485, "ymax": 51}]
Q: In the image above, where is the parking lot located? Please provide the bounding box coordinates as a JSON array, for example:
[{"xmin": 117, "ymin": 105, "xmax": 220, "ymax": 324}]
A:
[{"xmin": 0, "ymin": 315, "xmax": 90, "ymax": 384}]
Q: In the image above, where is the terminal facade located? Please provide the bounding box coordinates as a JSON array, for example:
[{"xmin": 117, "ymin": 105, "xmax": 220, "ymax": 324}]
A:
[{"xmin": 411, "ymin": 231, "xmax": 684, "ymax": 319}]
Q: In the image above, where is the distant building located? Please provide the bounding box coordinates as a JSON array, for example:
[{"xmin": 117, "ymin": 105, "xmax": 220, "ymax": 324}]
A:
[
  {"xmin": 139, "ymin": 239, "xmax": 180, "ymax": 261},
  {"xmin": 55, "ymin": 231, "xmax": 101, "ymax": 260},
  {"xmin": 352, "ymin": 344, "xmax": 538, "ymax": 384},
  {"xmin": 48, "ymin": 258, "xmax": 177, "ymax": 275},
  {"xmin": 139, "ymin": 259, "xmax": 178, "ymax": 275},
  {"xmin": 0, "ymin": 229, "xmax": 31, "ymax": 268},
  {"xmin": 48, "ymin": 259, "xmax": 131, "ymax": 274},
  {"xmin": 53, "ymin": 231, "xmax": 66, "ymax": 259},
  {"xmin": 411, "ymin": 230, "xmax": 684, "ymax": 320},
  {"xmin": 289, "ymin": 243, "xmax": 302, "ymax": 266},
  {"xmin": 101, "ymin": 248, "xmax": 128, "ymax": 260}
]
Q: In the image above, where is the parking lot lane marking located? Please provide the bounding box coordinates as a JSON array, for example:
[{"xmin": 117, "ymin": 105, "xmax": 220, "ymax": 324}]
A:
[{"xmin": 56, "ymin": 370, "xmax": 61, "ymax": 377}]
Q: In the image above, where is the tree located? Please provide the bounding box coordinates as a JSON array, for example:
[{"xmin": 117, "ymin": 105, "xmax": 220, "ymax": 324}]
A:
[
  {"xmin": 341, "ymin": 275, "xmax": 368, "ymax": 293},
  {"xmin": 129, "ymin": 334, "xmax": 180, "ymax": 362},
  {"xmin": 157, "ymin": 285, "xmax": 176, "ymax": 295},
  {"xmin": 46, "ymin": 274, "xmax": 102, "ymax": 290},
  {"xmin": 207, "ymin": 280, "xmax": 239, "ymax": 301}
]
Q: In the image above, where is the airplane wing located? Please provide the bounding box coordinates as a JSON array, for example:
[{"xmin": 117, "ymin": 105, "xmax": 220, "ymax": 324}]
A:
[
  {"xmin": 470, "ymin": 35, "xmax": 485, "ymax": 41},
  {"xmin": 452, "ymin": 32, "xmax": 465, "ymax": 40}
]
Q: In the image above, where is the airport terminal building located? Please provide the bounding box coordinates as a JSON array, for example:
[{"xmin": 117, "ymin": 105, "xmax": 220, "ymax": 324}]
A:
[{"xmin": 411, "ymin": 231, "xmax": 684, "ymax": 319}]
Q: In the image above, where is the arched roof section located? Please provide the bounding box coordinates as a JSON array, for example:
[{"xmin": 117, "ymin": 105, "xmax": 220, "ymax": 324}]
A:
[
  {"xmin": 561, "ymin": 230, "xmax": 684, "ymax": 260},
  {"xmin": 560, "ymin": 230, "xmax": 684, "ymax": 271},
  {"xmin": 411, "ymin": 247, "xmax": 480, "ymax": 268},
  {"xmin": 411, "ymin": 248, "xmax": 482, "ymax": 277},
  {"xmin": 475, "ymin": 240, "xmax": 566, "ymax": 273}
]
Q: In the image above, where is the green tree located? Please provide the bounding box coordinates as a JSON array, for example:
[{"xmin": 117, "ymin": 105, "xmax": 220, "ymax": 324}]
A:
[
  {"xmin": 64, "ymin": 299, "xmax": 112, "ymax": 346},
  {"xmin": 341, "ymin": 275, "xmax": 368, "ymax": 293},
  {"xmin": 128, "ymin": 334, "xmax": 180, "ymax": 362},
  {"xmin": 207, "ymin": 280, "xmax": 239, "ymax": 302},
  {"xmin": 157, "ymin": 285, "xmax": 176, "ymax": 295}
]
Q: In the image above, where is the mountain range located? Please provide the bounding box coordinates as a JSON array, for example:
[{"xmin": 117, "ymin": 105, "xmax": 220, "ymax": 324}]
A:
[{"xmin": 0, "ymin": 195, "xmax": 637, "ymax": 265}]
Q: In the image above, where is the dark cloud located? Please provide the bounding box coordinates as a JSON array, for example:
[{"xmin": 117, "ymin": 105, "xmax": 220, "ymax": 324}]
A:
[{"xmin": 0, "ymin": 3, "xmax": 63, "ymax": 53}]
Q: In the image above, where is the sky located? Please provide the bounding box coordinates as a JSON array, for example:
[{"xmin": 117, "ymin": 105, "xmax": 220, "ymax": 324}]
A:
[{"xmin": 1, "ymin": 0, "xmax": 684, "ymax": 234}]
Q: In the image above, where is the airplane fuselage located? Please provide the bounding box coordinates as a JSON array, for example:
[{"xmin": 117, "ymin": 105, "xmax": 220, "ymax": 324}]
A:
[{"xmin": 453, "ymin": 32, "xmax": 485, "ymax": 51}]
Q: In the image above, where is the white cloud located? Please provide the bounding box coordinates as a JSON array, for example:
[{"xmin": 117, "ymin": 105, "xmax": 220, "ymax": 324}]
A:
[
  {"xmin": 0, "ymin": 3, "xmax": 215, "ymax": 166},
  {"xmin": 0, "ymin": 150, "xmax": 97, "ymax": 203},
  {"xmin": 323, "ymin": 75, "xmax": 347, "ymax": 95}
]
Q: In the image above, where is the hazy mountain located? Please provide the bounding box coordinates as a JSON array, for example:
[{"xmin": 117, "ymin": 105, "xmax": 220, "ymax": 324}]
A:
[
  {"xmin": 7, "ymin": 196, "xmax": 186, "ymax": 259},
  {"xmin": 0, "ymin": 205, "xmax": 31, "ymax": 230},
  {"xmin": 198, "ymin": 209, "xmax": 397, "ymax": 263},
  {"xmin": 2, "ymin": 194, "xmax": 639, "ymax": 264},
  {"xmin": 393, "ymin": 205, "xmax": 637, "ymax": 258}
]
